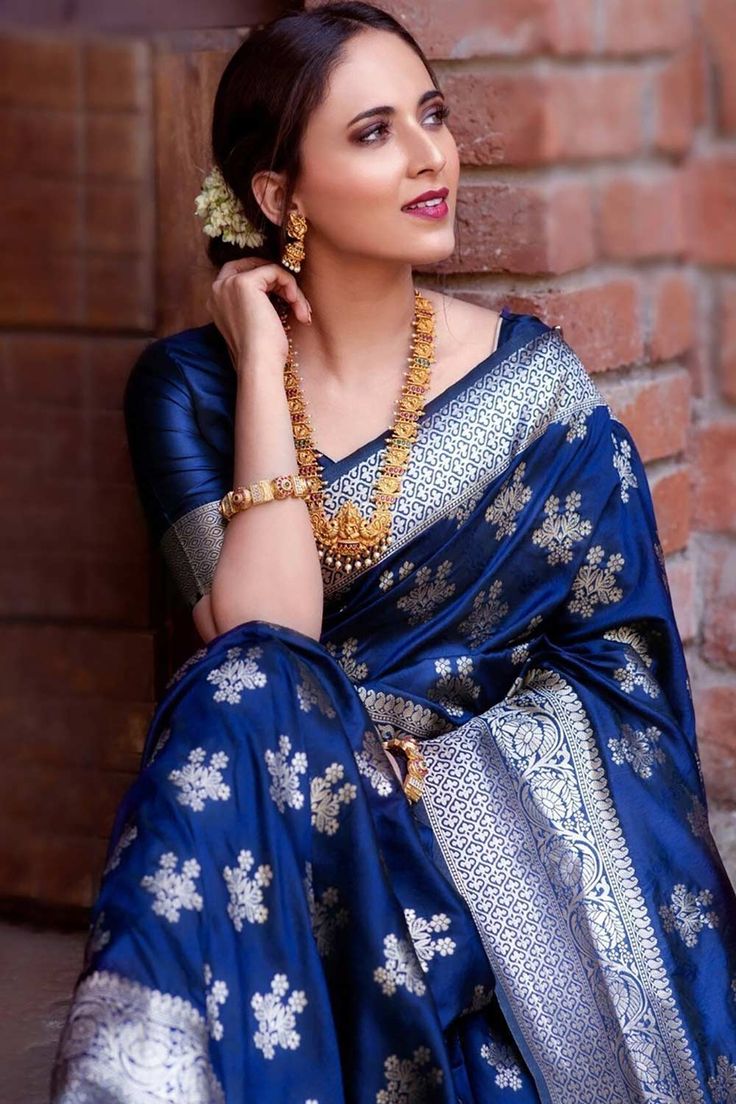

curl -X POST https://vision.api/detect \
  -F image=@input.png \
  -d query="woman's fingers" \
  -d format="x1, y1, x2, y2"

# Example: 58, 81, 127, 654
211, 255, 265, 289
218, 259, 311, 325
250, 263, 312, 325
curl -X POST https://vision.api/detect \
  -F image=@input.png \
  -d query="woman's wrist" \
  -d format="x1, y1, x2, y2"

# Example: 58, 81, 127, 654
235, 350, 287, 382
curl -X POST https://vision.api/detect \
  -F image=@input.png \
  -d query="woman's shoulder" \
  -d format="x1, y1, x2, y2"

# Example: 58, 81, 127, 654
430, 294, 606, 428
123, 322, 232, 419
127, 322, 231, 392
417, 287, 559, 353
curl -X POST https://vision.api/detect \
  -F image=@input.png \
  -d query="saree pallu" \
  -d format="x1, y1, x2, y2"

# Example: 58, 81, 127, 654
51, 324, 736, 1103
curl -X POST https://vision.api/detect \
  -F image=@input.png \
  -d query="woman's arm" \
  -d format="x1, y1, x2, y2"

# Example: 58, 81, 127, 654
192, 593, 218, 644
124, 322, 323, 642
209, 355, 324, 641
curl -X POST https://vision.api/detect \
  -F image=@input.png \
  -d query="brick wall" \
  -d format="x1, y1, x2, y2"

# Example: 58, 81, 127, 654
0, 25, 253, 918
1, 0, 734, 917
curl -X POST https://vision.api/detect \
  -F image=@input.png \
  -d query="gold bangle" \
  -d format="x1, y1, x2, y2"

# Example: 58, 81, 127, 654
219, 473, 311, 519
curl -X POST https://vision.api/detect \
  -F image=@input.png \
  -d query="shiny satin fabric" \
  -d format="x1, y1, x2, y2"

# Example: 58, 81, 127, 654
51, 316, 736, 1103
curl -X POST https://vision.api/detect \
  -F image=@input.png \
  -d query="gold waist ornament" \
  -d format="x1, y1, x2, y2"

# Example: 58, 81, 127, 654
384, 736, 429, 803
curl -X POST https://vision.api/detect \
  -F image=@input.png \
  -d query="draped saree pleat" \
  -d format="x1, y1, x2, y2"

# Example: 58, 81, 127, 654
51, 313, 736, 1103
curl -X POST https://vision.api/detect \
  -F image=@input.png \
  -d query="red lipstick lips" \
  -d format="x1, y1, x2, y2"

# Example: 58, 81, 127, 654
401, 187, 450, 220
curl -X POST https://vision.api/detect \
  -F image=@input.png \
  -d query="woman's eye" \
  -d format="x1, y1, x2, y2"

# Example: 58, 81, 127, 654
357, 104, 451, 145
358, 122, 390, 144
430, 105, 451, 125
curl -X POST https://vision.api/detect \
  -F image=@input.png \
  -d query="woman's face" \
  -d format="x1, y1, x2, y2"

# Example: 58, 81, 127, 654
292, 28, 459, 267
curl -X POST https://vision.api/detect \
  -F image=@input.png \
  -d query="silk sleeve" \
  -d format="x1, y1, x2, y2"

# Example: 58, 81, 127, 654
123, 340, 230, 610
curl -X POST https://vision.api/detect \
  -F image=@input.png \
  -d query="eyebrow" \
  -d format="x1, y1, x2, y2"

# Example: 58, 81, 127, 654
346, 89, 445, 128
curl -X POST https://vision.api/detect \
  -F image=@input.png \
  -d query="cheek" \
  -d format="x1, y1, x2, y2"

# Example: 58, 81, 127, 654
305, 147, 408, 215
443, 136, 460, 181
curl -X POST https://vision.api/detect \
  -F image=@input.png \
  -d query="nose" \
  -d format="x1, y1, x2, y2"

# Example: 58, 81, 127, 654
408, 125, 446, 173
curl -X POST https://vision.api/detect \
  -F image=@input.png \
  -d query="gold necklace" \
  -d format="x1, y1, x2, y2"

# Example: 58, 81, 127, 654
278, 288, 436, 573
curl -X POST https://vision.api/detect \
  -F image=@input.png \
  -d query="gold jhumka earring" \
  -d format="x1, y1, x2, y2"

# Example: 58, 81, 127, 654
281, 209, 308, 272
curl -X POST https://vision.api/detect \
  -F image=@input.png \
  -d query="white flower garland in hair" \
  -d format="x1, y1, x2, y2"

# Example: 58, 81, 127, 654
194, 164, 266, 248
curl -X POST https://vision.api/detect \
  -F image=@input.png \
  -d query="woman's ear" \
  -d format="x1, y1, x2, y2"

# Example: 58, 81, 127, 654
251, 169, 291, 228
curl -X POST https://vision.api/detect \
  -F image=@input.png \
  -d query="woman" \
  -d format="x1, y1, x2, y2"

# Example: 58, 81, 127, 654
51, 3, 736, 1102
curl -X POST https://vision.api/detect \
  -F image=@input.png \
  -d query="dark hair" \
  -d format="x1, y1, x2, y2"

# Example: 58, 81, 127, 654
203, 1, 442, 270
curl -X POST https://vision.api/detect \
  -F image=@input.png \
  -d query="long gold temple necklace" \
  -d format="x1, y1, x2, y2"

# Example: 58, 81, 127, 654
277, 288, 436, 574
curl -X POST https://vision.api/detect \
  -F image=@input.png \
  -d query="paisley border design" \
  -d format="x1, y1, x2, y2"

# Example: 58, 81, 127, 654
353, 683, 454, 741
419, 667, 703, 1104
51, 969, 226, 1103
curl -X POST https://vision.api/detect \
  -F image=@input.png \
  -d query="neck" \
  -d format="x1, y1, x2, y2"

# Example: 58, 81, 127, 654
290, 258, 422, 390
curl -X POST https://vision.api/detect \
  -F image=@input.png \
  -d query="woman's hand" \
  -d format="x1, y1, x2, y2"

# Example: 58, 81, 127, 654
205, 256, 312, 374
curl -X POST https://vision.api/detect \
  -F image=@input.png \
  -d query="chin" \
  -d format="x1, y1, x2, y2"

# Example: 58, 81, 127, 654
407, 236, 456, 267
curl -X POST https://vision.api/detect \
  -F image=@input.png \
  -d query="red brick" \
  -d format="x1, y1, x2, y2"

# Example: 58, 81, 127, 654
85, 181, 149, 255
84, 558, 152, 626
0, 34, 81, 111
1, 764, 135, 838
0, 406, 88, 480
653, 47, 697, 155
695, 685, 736, 804
494, 280, 643, 374
83, 38, 148, 112
3, 333, 147, 411
3, 178, 82, 253
442, 72, 545, 168
685, 154, 736, 265
86, 409, 135, 482
86, 112, 149, 182
545, 69, 646, 160
683, 284, 713, 401
700, 540, 736, 668
437, 180, 594, 277
88, 337, 151, 409
691, 418, 736, 531
4, 335, 86, 407
0, 624, 156, 701
690, 37, 711, 128
598, 169, 687, 260
445, 69, 645, 167
600, 0, 692, 55
649, 272, 696, 362
542, 0, 598, 55
0, 252, 83, 328
81, 487, 150, 561
308, 0, 597, 59
701, 0, 736, 134
0, 832, 110, 909
0, 696, 151, 772
0, 108, 79, 177
598, 370, 691, 461
85, 254, 154, 331
650, 465, 691, 553
666, 555, 696, 642
0, 555, 149, 625
0, 557, 86, 620
0, 475, 143, 554
718, 281, 736, 404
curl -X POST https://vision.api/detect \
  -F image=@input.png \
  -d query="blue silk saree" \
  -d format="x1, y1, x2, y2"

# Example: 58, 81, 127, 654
51, 308, 736, 1103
